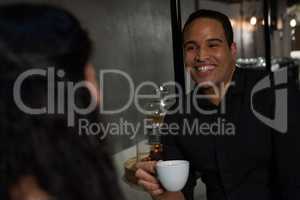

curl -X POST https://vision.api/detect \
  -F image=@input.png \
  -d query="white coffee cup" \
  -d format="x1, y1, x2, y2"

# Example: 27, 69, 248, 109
156, 160, 189, 192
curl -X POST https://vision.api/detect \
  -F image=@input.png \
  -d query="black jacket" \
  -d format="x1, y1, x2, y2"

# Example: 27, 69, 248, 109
161, 67, 300, 200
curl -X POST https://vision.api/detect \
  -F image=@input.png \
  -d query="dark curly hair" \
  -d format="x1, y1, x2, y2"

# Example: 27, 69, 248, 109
0, 3, 123, 200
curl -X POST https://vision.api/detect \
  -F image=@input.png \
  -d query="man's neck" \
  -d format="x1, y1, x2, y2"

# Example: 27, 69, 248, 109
201, 82, 230, 105
201, 69, 236, 106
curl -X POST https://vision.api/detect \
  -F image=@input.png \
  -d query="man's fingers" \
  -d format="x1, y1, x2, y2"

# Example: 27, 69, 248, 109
150, 189, 164, 196
138, 180, 161, 191
135, 168, 159, 184
135, 161, 165, 197
136, 161, 157, 173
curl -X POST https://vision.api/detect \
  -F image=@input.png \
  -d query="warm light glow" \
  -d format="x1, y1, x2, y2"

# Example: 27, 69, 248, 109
291, 29, 295, 35
290, 19, 297, 28
277, 18, 283, 30
229, 19, 255, 31
250, 16, 257, 26
230, 19, 235, 27
292, 29, 295, 35
262, 20, 265, 26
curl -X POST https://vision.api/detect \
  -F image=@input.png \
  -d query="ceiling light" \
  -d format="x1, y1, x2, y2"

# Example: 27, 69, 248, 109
290, 18, 297, 28
250, 16, 257, 26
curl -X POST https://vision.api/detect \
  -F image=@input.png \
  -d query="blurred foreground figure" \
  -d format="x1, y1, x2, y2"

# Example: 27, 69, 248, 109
0, 4, 123, 200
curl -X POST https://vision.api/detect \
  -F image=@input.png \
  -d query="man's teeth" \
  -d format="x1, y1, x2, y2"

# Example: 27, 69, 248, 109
195, 66, 214, 72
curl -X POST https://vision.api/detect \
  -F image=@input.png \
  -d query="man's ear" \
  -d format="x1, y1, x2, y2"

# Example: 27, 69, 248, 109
84, 63, 100, 105
230, 42, 237, 59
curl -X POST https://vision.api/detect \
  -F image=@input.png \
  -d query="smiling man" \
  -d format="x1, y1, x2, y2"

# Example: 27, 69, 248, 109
135, 9, 300, 200
183, 15, 236, 89
183, 10, 238, 106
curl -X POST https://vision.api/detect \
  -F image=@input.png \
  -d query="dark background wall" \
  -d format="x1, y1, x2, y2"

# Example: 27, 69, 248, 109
0, 0, 196, 153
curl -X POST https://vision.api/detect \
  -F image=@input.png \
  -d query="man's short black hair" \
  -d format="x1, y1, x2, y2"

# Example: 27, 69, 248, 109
183, 9, 234, 46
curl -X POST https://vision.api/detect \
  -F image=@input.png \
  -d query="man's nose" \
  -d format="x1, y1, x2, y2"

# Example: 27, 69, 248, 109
195, 48, 209, 63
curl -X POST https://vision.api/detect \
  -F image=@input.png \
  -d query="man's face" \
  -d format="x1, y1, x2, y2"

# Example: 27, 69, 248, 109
183, 18, 237, 86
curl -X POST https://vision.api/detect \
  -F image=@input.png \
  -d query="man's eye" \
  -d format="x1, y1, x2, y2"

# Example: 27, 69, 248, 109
186, 46, 196, 51
208, 43, 219, 48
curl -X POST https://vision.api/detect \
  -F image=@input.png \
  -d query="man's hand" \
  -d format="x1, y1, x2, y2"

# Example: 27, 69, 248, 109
135, 161, 185, 200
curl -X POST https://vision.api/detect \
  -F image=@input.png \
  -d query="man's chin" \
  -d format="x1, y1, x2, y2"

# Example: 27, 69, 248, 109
193, 77, 216, 86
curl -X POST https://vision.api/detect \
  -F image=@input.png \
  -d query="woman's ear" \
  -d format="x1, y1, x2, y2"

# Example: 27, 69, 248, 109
84, 63, 100, 105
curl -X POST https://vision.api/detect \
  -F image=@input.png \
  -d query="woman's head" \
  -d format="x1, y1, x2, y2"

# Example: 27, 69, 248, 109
0, 3, 122, 200
0, 3, 92, 81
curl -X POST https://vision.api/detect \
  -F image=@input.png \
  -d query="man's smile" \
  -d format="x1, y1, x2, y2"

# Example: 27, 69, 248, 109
191, 64, 217, 77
